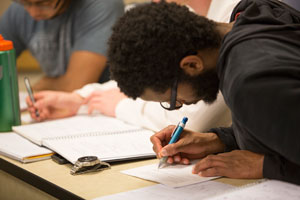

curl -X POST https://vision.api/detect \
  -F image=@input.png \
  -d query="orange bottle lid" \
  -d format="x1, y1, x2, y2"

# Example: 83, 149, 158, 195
0, 34, 14, 51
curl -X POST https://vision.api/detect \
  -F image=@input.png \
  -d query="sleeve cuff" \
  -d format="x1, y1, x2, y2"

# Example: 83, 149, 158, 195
263, 154, 300, 185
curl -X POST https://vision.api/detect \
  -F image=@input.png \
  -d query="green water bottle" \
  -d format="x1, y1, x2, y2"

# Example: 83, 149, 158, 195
0, 34, 21, 132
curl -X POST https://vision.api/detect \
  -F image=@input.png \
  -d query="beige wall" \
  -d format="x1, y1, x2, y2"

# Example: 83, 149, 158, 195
0, 0, 11, 17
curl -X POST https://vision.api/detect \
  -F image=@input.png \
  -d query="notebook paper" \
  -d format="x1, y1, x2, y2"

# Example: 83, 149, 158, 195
208, 180, 300, 200
13, 115, 143, 146
19, 91, 28, 111
42, 129, 155, 164
94, 181, 235, 200
94, 179, 300, 200
122, 160, 218, 188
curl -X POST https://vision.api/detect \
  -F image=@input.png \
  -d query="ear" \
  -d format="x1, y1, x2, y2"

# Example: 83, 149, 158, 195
180, 55, 204, 76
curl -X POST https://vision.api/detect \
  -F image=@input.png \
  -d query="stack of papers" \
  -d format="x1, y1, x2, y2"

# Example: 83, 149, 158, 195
94, 181, 235, 200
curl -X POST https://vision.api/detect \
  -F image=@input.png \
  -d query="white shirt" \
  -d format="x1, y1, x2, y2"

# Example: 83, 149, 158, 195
76, 0, 240, 132
207, 0, 241, 22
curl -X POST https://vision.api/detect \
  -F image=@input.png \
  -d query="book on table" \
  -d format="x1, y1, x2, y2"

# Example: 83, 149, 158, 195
0, 132, 53, 163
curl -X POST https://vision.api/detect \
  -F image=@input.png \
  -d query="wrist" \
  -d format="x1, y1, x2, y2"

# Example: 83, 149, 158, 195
70, 92, 84, 104
68, 92, 84, 113
204, 132, 225, 155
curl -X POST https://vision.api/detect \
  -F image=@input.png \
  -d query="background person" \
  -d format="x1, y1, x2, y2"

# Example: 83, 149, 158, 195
282, 0, 300, 11
0, 0, 124, 91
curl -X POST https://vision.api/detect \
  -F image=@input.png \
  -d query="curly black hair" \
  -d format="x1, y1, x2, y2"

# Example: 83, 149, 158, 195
108, 1, 221, 99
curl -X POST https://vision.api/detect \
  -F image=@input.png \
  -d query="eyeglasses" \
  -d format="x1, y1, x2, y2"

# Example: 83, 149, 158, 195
160, 77, 183, 111
12, 0, 61, 10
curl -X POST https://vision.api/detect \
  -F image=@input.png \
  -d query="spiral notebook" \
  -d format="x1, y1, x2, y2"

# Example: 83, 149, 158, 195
12, 115, 155, 164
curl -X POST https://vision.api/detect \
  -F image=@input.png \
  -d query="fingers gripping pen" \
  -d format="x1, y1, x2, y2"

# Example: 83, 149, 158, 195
158, 117, 188, 169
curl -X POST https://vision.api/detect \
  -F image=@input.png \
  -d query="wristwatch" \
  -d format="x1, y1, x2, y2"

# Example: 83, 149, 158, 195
70, 156, 110, 175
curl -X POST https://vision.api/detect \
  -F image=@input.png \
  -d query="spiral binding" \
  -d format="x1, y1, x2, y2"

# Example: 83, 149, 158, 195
43, 128, 146, 141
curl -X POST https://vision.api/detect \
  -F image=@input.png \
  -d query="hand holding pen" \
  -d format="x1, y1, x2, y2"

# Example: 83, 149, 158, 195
24, 77, 40, 118
151, 117, 227, 170
156, 117, 188, 169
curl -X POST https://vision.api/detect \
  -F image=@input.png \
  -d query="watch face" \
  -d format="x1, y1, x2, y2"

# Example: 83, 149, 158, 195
78, 156, 98, 163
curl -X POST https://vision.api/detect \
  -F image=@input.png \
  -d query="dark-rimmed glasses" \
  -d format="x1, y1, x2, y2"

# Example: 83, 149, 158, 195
12, 0, 61, 10
160, 78, 183, 111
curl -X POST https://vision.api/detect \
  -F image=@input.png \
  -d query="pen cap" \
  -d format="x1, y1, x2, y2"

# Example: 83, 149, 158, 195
182, 117, 188, 124
178, 117, 188, 129
0, 34, 21, 132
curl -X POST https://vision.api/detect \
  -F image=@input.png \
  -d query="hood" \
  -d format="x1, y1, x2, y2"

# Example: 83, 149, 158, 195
217, 0, 300, 78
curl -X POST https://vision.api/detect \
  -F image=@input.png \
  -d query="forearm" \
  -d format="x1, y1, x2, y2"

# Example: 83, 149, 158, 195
75, 81, 118, 97
209, 126, 239, 152
33, 51, 108, 92
263, 154, 300, 185
202, 132, 226, 155
33, 75, 95, 92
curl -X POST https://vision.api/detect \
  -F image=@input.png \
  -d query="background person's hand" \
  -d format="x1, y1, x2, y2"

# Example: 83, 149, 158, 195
192, 150, 264, 179
26, 91, 83, 121
150, 125, 225, 165
83, 88, 127, 117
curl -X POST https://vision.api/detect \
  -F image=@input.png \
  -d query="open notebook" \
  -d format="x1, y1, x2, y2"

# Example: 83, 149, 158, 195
0, 132, 53, 163
12, 115, 155, 164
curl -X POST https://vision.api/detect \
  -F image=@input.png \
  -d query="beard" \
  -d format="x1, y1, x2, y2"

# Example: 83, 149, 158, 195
180, 68, 219, 104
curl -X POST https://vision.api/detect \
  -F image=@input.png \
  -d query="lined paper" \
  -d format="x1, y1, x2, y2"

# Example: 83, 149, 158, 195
122, 160, 218, 188
208, 180, 300, 200
94, 181, 235, 200
13, 115, 142, 145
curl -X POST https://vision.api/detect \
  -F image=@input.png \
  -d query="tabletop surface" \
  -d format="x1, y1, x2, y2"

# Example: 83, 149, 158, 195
0, 155, 259, 200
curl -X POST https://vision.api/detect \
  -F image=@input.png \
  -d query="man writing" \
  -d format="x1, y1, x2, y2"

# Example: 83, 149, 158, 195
107, 1, 300, 184
26, 0, 240, 133
0, 0, 124, 91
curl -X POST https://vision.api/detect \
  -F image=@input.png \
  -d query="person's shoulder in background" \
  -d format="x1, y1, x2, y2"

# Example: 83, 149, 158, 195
0, 2, 35, 55
281, 0, 300, 11
72, 0, 124, 15
207, 0, 241, 22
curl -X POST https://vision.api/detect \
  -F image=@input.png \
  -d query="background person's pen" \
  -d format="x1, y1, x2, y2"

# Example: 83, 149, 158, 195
24, 77, 40, 117
158, 117, 188, 169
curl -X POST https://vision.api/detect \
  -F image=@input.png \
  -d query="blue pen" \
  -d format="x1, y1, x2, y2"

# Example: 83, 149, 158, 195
158, 117, 188, 169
